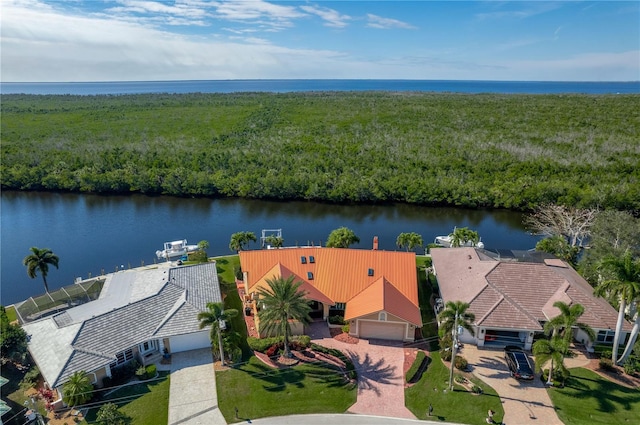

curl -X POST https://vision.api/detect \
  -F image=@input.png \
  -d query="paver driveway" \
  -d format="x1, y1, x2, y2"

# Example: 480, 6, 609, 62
308, 322, 415, 419
460, 345, 562, 425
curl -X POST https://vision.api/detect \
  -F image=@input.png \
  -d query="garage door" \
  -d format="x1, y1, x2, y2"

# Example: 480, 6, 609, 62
169, 331, 211, 353
358, 321, 406, 341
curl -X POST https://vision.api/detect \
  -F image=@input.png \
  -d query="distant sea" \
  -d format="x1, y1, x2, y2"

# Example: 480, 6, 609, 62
2, 79, 639, 95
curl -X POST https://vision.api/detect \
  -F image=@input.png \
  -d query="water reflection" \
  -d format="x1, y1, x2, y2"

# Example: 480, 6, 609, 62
1, 191, 538, 305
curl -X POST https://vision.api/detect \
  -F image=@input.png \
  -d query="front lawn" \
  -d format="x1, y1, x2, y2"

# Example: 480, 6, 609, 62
81, 372, 170, 425
216, 356, 356, 422
547, 367, 640, 425
405, 351, 504, 425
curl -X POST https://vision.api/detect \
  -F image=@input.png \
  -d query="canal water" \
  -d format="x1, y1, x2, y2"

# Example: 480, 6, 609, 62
0, 191, 540, 305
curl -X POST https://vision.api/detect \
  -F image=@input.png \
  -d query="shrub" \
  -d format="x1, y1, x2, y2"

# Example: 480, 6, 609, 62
247, 335, 310, 353
599, 357, 615, 371
405, 351, 426, 383
293, 335, 311, 348
454, 355, 468, 370
135, 366, 147, 380
623, 359, 638, 375
101, 376, 112, 389
265, 343, 281, 357
471, 384, 484, 394
599, 350, 613, 360
145, 364, 157, 378
19, 366, 40, 390
341, 324, 350, 333
328, 315, 345, 325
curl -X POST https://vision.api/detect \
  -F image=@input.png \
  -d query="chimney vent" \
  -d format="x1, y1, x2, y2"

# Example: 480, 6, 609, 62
373, 236, 379, 250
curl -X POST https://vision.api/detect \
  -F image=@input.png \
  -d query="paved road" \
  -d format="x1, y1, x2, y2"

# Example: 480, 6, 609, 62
238, 413, 468, 425
167, 348, 226, 425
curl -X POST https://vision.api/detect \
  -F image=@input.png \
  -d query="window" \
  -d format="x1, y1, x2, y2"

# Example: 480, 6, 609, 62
139, 340, 157, 354
307, 272, 313, 280
378, 312, 387, 321
597, 330, 615, 344
309, 256, 315, 263
109, 348, 134, 369
334, 302, 346, 310
301, 256, 307, 264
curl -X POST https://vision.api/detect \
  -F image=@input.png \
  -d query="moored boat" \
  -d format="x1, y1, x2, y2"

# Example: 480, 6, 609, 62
155, 239, 198, 260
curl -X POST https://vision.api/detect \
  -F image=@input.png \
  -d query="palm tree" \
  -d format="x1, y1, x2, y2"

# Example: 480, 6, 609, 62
62, 371, 93, 407
257, 276, 312, 358
197, 302, 239, 366
533, 336, 569, 385
594, 251, 640, 364
326, 227, 360, 248
449, 227, 480, 248
396, 232, 424, 252
544, 301, 595, 347
264, 235, 284, 248
229, 231, 257, 252
23, 247, 59, 293
438, 300, 476, 338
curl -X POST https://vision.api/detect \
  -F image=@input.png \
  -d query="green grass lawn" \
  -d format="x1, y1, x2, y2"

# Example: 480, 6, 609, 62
213, 255, 240, 284
547, 368, 640, 425
81, 372, 170, 425
216, 356, 356, 422
405, 351, 504, 425
4, 305, 18, 323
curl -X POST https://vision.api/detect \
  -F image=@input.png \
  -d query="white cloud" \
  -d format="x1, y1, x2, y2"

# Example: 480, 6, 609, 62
299, 5, 351, 28
366, 13, 416, 30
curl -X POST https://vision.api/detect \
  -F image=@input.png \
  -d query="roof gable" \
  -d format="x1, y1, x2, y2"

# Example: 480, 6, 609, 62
345, 277, 421, 325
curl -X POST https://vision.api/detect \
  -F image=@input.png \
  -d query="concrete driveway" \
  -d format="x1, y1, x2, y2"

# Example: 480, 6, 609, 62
459, 345, 562, 425
308, 322, 415, 419
167, 348, 226, 425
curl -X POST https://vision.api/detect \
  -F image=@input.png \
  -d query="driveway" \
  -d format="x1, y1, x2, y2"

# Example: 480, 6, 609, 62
167, 348, 226, 425
308, 322, 415, 419
459, 345, 562, 425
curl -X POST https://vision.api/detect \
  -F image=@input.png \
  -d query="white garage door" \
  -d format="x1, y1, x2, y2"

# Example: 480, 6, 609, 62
358, 321, 406, 341
169, 331, 211, 353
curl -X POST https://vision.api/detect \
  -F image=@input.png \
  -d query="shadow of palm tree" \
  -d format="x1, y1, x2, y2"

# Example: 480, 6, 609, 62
236, 359, 305, 392
346, 351, 397, 396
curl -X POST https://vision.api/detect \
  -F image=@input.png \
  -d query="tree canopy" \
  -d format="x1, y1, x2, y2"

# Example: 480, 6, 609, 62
229, 231, 257, 252
0, 306, 28, 362
3, 92, 638, 211
326, 227, 360, 248
62, 371, 93, 407
396, 232, 423, 252
197, 302, 239, 365
256, 275, 312, 358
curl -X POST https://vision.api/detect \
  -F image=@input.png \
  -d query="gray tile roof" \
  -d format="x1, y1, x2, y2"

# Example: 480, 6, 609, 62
26, 262, 222, 389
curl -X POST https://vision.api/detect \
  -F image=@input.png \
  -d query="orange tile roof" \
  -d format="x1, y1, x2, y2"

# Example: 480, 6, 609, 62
345, 277, 422, 325
239, 247, 420, 325
252, 263, 334, 306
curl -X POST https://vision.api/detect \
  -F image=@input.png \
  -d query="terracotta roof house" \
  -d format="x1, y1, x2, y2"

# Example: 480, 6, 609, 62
239, 247, 422, 341
431, 247, 632, 351
23, 262, 221, 399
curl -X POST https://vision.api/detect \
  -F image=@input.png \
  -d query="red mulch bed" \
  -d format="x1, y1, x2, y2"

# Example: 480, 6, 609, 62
330, 328, 360, 344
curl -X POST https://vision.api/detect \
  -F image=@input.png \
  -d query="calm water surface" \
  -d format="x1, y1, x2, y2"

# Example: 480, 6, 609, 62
0, 191, 540, 305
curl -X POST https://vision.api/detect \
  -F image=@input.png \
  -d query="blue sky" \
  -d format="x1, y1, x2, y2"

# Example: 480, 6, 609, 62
2, 1, 638, 82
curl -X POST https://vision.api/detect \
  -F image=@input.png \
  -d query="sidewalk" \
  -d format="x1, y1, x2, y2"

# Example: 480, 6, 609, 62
167, 348, 227, 425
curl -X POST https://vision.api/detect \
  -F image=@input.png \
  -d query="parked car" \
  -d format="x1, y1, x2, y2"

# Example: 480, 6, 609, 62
504, 346, 534, 380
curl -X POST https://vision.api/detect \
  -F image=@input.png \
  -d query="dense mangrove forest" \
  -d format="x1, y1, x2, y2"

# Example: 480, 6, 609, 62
1, 92, 639, 210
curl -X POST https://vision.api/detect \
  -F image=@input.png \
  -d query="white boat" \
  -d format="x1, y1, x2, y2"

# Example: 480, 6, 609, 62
434, 229, 484, 249
156, 239, 199, 260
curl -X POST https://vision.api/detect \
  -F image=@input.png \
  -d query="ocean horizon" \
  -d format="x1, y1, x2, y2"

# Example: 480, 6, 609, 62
2, 79, 639, 95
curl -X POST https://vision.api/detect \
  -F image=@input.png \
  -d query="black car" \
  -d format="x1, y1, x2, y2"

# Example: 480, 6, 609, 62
504, 346, 534, 380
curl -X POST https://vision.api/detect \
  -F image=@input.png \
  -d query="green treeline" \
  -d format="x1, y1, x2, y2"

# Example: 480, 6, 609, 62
1, 92, 639, 210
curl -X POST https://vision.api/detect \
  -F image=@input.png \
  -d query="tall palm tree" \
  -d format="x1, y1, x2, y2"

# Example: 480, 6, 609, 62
257, 275, 312, 358
229, 231, 257, 252
594, 251, 640, 364
438, 300, 476, 338
62, 371, 93, 407
23, 247, 59, 293
533, 336, 569, 385
544, 301, 595, 346
197, 302, 239, 366
396, 232, 424, 252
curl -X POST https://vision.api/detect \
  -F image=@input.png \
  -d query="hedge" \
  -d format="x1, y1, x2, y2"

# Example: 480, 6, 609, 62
405, 351, 427, 383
